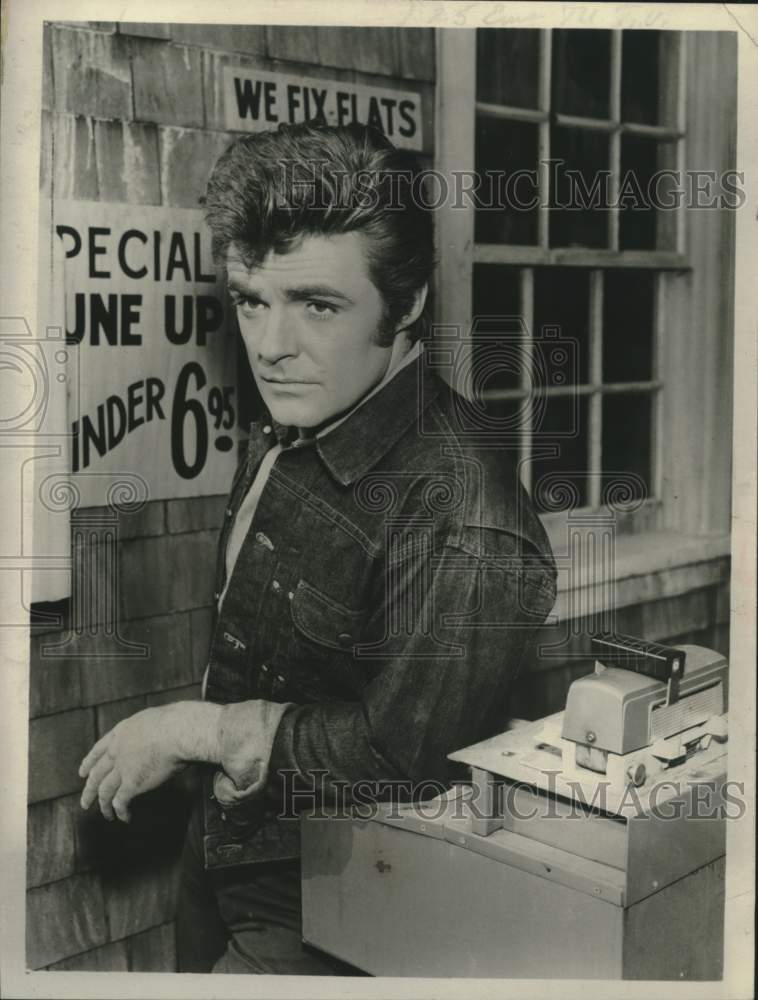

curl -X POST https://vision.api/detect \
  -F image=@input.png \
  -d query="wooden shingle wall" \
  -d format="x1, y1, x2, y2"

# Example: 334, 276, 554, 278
29, 19, 435, 973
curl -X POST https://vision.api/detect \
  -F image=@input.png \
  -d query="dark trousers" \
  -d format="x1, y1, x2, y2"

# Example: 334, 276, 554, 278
175, 800, 355, 975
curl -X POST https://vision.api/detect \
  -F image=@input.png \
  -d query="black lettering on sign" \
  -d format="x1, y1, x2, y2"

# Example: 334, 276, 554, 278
146, 377, 166, 421
164, 295, 222, 345
56, 225, 82, 259
71, 419, 79, 472
118, 230, 148, 279
264, 81, 278, 122
194, 233, 216, 283
66, 293, 86, 345
121, 295, 142, 345
91, 294, 118, 345
380, 97, 397, 135
89, 227, 111, 278
336, 91, 351, 127
196, 296, 223, 346
71, 379, 167, 472
366, 96, 384, 133
106, 394, 127, 451
165, 295, 194, 345
398, 100, 417, 138
310, 87, 328, 124
171, 362, 208, 479
77, 407, 106, 470
166, 233, 192, 282
234, 77, 264, 119
67, 293, 143, 345
74, 393, 123, 469
127, 379, 145, 432
287, 84, 301, 122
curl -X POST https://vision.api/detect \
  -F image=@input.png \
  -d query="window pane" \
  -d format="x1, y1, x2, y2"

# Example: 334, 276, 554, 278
549, 127, 610, 249
619, 136, 678, 251
621, 31, 660, 125
530, 395, 590, 511
621, 31, 679, 127
471, 264, 522, 392
602, 393, 652, 500
552, 29, 612, 120
463, 396, 526, 443
602, 269, 654, 383
476, 28, 540, 109
475, 116, 539, 244
533, 268, 590, 384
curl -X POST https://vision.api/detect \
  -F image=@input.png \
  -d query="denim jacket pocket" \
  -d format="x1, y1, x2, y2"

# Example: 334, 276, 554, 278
288, 579, 368, 697
290, 579, 367, 650
518, 568, 558, 622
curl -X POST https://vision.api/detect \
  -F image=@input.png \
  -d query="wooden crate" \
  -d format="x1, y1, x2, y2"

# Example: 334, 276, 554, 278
301, 771, 726, 979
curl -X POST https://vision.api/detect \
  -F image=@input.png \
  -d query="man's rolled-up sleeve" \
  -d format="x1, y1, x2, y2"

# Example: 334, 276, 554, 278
268, 526, 557, 798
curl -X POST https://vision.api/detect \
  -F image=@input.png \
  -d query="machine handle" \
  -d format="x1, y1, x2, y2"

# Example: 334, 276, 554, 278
591, 632, 685, 704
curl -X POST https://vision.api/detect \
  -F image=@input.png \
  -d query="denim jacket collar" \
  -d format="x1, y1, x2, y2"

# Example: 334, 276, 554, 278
252, 350, 442, 487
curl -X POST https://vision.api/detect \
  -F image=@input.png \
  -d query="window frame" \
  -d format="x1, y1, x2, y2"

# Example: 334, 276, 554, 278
472, 28, 688, 266
434, 27, 735, 594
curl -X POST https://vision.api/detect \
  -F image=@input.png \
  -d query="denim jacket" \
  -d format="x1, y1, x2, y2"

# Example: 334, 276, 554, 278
201, 350, 557, 868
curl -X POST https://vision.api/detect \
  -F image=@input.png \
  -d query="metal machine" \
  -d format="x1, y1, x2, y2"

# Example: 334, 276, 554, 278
301, 634, 729, 979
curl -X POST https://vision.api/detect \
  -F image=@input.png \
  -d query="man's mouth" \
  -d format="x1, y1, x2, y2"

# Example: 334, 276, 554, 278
260, 376, 317, 385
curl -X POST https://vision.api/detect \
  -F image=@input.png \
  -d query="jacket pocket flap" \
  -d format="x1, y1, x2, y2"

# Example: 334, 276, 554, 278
290, 579, 366, 650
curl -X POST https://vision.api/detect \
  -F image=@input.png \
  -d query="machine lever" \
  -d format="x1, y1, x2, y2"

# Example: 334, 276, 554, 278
591, 632, 685, 705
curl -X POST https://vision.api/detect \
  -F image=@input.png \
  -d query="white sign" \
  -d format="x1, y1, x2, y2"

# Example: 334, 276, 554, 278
223, 65, 423, 150
53, 201, 239, 508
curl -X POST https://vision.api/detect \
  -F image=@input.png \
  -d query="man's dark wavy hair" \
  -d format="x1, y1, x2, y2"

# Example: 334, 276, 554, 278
203, 122, 436, 345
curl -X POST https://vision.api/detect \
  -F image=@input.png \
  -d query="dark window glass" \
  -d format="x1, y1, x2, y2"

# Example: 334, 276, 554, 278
534, 268, 591, 385
621, 31, 661, 125
552, 29, 612, 119
530, 395, 589, 511
237, 335, 264, 425
476, 28, 540, 109
462, 396, 527, 444
602, 393, 652, 500
549, 127, 610, 248
471, 264, 523, 392
619, 136, 678, 251
602, 270, 654, 383
475, 116, 539, 244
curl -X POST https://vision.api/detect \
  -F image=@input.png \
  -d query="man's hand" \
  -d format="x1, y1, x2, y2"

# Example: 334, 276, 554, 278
210, 699, 294, 806
79, 701, 222, 823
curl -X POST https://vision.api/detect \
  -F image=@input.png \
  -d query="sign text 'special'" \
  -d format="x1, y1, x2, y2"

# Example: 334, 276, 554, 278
54, 207, 238, 495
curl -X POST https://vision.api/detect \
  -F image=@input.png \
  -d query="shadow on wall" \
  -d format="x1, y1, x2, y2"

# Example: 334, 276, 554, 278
27, 764, 200, 971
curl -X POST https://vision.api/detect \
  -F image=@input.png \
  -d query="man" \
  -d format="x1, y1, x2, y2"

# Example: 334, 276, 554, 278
79, 123, 557, 974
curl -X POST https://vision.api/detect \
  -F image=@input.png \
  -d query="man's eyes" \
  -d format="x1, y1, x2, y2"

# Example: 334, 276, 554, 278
305, 300, 338, 320
229, 291, 338, 320
228, 290, 265, 316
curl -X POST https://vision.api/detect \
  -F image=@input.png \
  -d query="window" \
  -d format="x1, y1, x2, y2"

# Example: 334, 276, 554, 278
437, 28, 691, 521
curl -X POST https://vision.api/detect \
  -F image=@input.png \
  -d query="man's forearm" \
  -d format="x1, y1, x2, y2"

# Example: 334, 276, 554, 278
78, 698, 288, 822
167, 698, 295, 796
166, 699, 291, 785
171, 700, 224, 764
79, 700, 223, 822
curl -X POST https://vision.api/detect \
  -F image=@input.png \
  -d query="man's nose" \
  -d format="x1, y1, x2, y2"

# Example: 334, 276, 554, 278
256, 307, 296, 364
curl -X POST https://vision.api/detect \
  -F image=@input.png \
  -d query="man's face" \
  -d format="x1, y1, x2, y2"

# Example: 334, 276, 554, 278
227, 232, 397, 430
